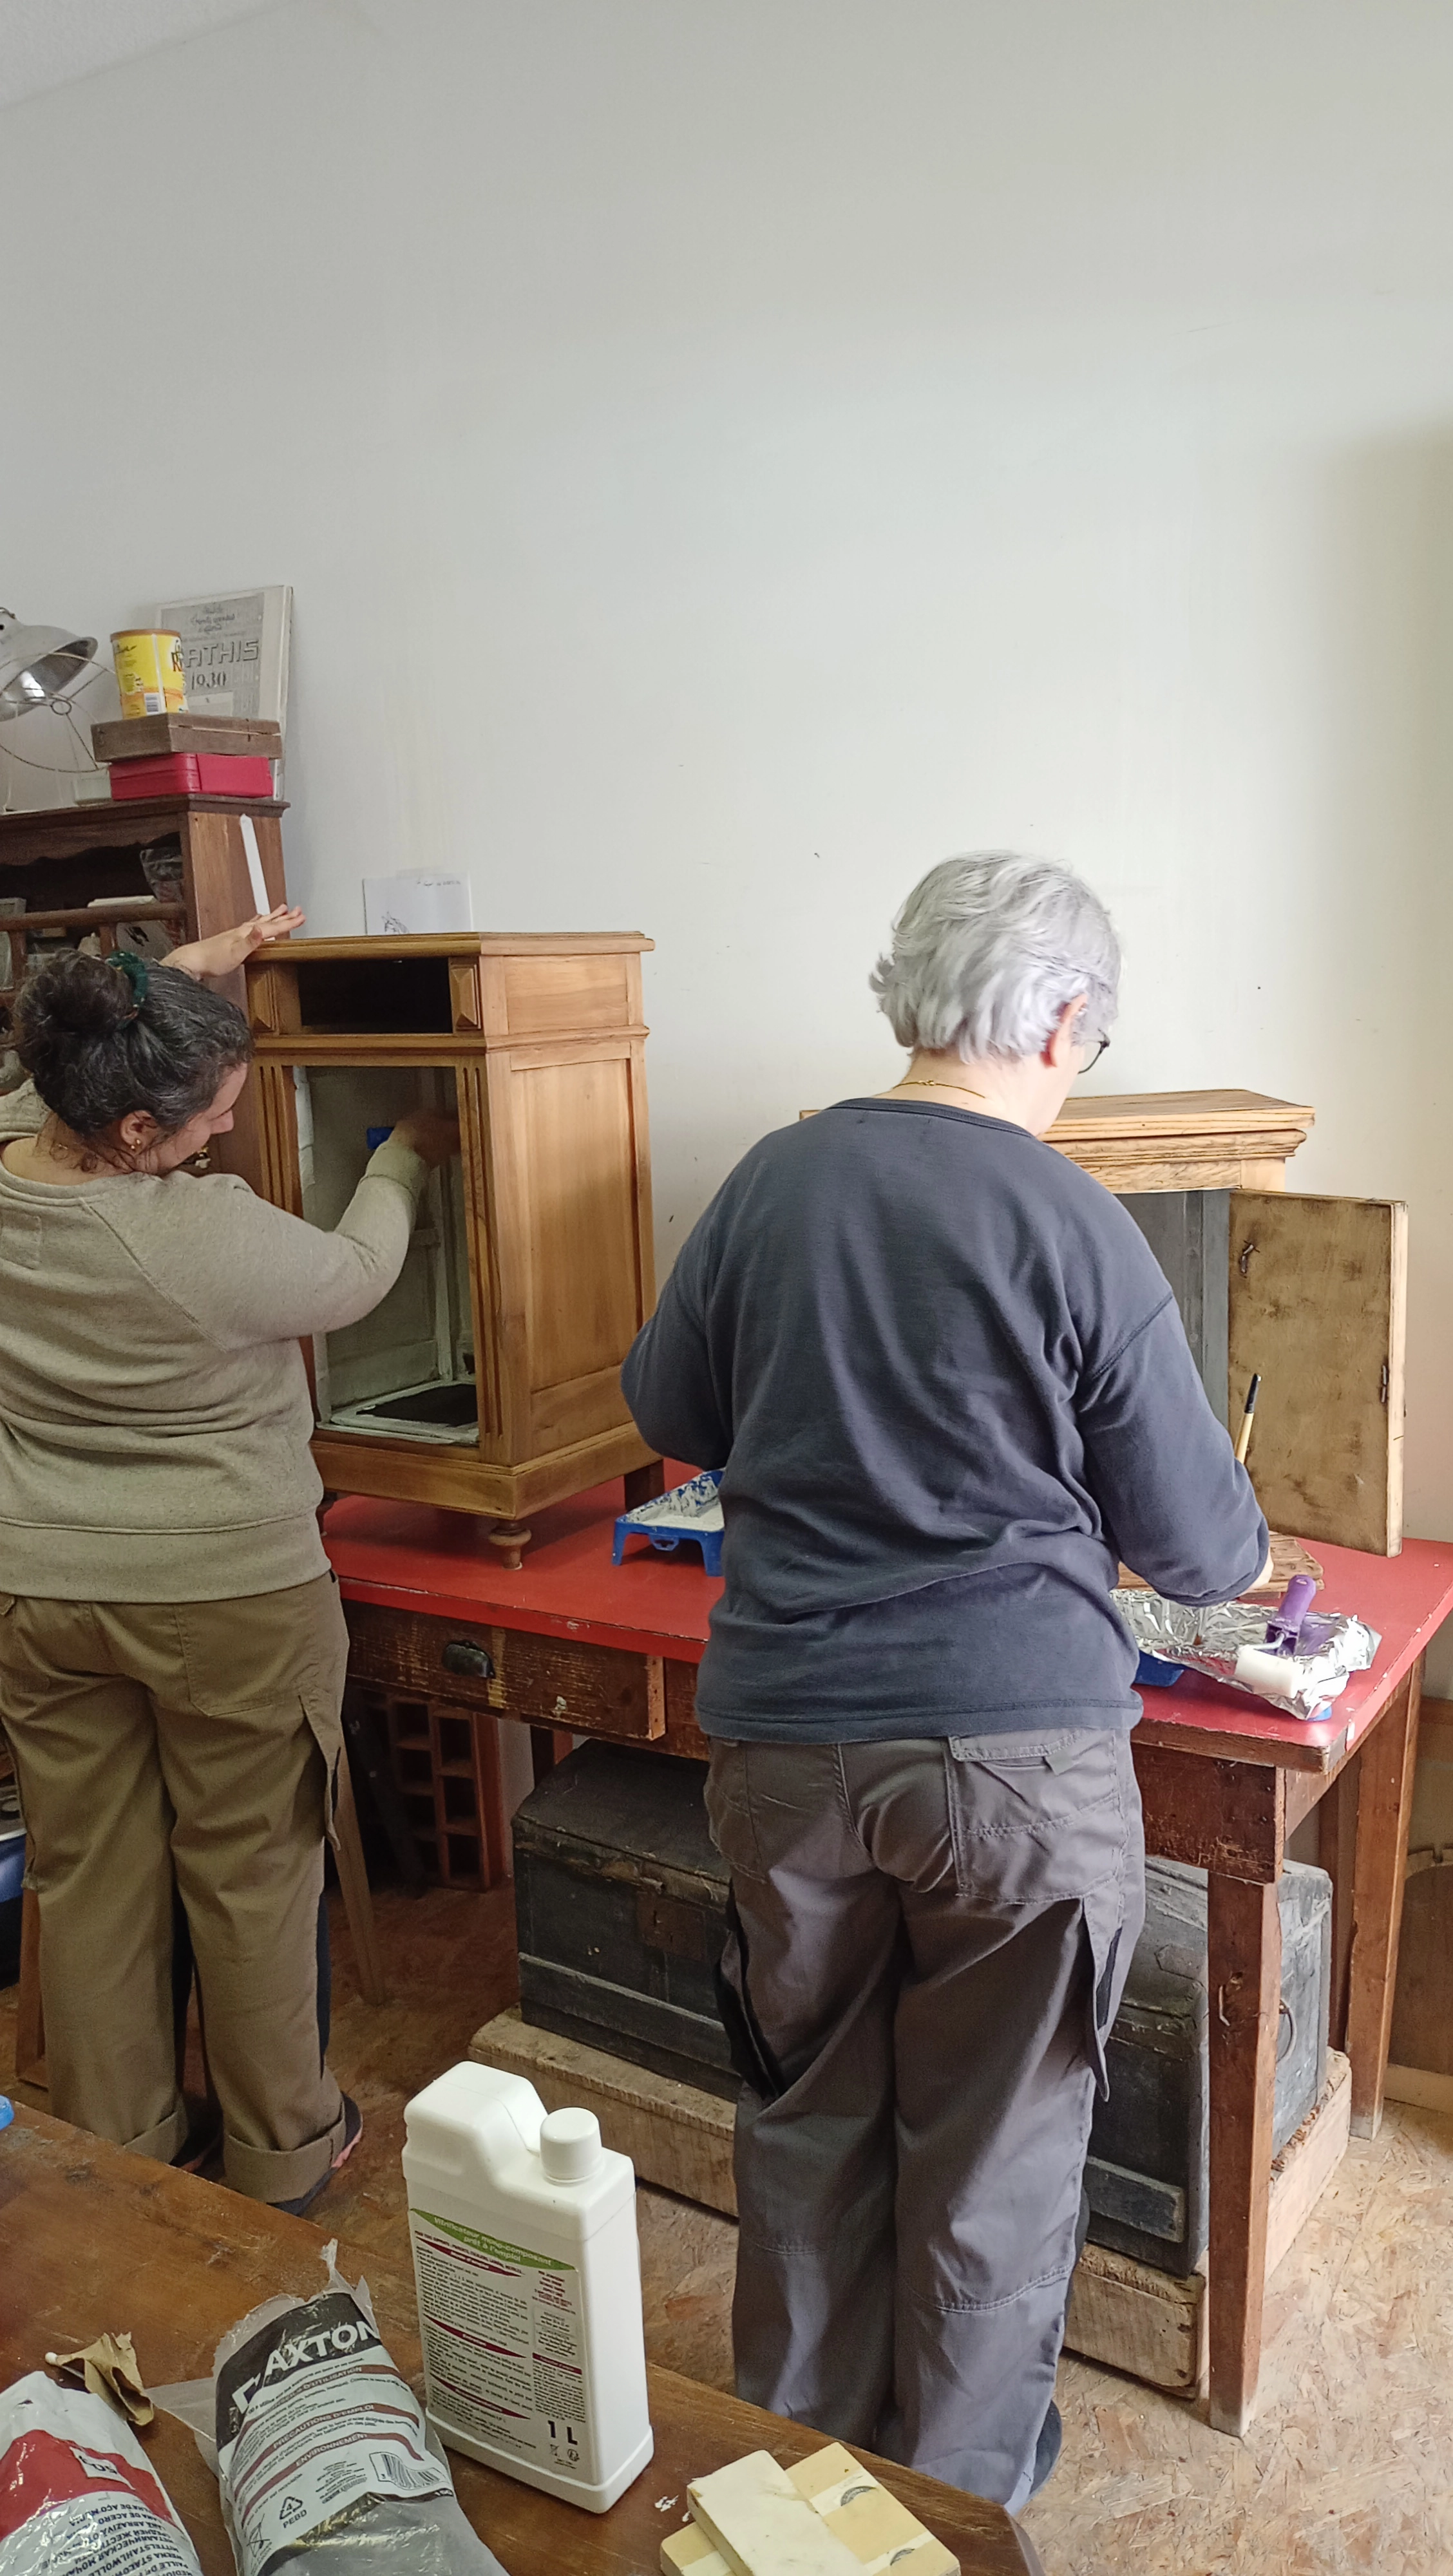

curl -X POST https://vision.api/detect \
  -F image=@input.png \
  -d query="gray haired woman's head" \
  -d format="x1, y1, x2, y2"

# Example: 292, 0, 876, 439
869, 852, 1121, 1064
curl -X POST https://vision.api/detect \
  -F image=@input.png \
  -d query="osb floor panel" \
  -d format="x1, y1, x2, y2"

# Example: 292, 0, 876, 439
5, 1884, 1453, 2568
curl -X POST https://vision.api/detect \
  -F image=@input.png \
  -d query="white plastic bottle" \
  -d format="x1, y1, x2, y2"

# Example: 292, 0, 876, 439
402, 2061, 654, 2513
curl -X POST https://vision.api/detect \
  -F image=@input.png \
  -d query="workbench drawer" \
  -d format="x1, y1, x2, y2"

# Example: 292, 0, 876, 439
344, 1600, 664, 1740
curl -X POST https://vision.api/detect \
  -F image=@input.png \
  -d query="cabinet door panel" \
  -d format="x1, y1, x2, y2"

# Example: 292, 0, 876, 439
1228, 1191, 1406, 1555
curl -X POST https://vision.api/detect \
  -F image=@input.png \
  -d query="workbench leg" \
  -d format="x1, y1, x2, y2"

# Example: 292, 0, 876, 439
529, 1727, 573, 1784
623, 1460, 667, 1508
1318, 1755, 1360, 2052
332, 1753, 388, 2007
1345, 1659, 1422, 2139
1207, 1871, 1281, 2438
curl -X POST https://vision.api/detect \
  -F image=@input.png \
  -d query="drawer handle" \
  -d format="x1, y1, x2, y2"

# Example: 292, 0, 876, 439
442, 1640, 495, 1680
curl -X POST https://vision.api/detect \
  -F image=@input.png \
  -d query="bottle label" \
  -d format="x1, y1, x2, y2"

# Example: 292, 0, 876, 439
410, 2208, 594, 2483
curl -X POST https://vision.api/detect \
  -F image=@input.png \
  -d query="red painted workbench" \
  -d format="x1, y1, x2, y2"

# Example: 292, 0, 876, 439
328, 1481, 1453, 2442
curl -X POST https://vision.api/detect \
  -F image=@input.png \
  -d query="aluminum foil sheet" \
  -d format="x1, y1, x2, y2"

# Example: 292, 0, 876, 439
1116, 1590, 1380, 1721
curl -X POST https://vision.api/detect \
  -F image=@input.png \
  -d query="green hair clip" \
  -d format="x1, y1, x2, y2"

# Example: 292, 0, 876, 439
108, 947, 149, 1018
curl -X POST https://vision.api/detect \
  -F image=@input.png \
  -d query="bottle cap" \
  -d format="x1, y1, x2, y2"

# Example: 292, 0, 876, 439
539, 2106, 602, 2182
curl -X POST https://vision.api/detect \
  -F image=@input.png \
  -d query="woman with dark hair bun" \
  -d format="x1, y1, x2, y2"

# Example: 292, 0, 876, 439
0, 913, 457, 2211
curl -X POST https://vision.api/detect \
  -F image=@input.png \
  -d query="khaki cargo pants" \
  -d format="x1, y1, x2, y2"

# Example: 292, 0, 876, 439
0, 1572, 350, 2204
706, 1730, 1144, 2513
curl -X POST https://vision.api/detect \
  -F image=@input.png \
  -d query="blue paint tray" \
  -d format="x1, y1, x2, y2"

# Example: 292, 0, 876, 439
613, 1469, 725, 1575
1135, 1651, 1186, 1689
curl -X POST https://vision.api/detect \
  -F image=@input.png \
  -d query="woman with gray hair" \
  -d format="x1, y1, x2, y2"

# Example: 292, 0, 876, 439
623, 852, 1266, 2514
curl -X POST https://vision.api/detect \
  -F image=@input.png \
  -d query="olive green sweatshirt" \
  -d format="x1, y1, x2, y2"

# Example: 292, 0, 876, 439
0, 1082, 428, 1601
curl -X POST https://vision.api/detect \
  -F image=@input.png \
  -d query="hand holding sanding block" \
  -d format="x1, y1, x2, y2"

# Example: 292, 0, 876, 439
670, 2443, 958, 2576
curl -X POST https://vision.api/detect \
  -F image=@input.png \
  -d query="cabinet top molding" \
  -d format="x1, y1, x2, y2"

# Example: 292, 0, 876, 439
1047, 1088, 1315, 1193
265, 932, 654, 960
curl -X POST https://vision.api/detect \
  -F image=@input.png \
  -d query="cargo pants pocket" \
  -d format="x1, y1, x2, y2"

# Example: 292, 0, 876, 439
1081, 1873, 1127, 2101
299, 1681, 345, 1849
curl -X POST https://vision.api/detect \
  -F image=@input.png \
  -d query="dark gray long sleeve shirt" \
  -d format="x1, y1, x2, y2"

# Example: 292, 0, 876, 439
622, 1097, 1267, 1741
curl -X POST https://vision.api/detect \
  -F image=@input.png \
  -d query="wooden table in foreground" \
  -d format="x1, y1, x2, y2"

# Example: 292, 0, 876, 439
0, 2108, 1039, 2576
330, 1485, 1453, 2442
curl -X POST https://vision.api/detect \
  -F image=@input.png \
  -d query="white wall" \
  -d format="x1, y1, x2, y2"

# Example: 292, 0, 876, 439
7, 0, 1453, 1655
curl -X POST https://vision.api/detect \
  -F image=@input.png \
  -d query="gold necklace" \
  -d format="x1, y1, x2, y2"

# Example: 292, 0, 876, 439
892, 1078, 992, 1102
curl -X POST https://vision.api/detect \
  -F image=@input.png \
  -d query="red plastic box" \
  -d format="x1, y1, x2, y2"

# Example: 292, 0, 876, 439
108, 752, 276, 800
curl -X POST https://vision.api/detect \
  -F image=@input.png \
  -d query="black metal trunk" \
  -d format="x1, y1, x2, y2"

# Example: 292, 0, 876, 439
512, 1746, 1332, 2268
1086, 1855, 1331, 2271
513, 1743, 737, 2096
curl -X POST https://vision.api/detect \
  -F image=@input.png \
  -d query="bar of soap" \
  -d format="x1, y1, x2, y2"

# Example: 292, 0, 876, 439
688, 2452, 864, 2576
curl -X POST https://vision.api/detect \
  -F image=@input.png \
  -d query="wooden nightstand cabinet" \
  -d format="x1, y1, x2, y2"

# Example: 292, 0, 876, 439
245, 933, 660, 1559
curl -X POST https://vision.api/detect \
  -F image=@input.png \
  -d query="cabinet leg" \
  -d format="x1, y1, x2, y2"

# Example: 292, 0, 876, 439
1207, 1871, 1281, 2438
487, 1520, 532, 1571
623, 1461, 667, 1509
1346, 1659, 1422, 2137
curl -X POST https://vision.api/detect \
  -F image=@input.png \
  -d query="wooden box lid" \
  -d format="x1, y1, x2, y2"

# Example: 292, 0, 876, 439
91, 712, 282, 762
1048, 1088, 1314, 1191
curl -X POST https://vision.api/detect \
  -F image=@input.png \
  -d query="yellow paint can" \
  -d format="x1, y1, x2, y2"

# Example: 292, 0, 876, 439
111, 630, 187, 720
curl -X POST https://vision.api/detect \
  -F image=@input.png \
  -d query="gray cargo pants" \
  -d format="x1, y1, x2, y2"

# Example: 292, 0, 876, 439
705, 1730, 1144, 2512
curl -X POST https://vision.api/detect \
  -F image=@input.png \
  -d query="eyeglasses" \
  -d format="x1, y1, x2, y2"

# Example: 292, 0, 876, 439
1075, 1036, 1110, 1074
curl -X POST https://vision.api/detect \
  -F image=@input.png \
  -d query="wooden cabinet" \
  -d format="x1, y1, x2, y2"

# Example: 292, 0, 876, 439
0, 793, 288, 1191
244, 933, 659, 1555
1049, 1088, 1407, 1557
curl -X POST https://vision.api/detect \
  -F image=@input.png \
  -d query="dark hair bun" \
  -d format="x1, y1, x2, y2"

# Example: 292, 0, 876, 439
14, 944, 251, 1146
24, 949, 137, 1039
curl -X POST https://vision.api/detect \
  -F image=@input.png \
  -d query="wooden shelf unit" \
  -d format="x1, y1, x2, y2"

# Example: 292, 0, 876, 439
0, 795, 287, 1191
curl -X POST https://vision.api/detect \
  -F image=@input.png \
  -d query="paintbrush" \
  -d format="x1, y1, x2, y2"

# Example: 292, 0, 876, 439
1234, 1372, 1261, 1467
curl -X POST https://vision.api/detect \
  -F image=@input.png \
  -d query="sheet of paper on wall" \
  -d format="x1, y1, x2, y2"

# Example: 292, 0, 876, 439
363, 871, 475, 934
155, 586, 292, 787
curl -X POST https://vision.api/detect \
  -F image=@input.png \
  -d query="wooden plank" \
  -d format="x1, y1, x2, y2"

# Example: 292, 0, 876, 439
1206, 1873, 1282, 2435
1318, 1756, 1360, 2050
1384, 2061, 1453, 2112
1346, 1662, 1422, 2134
91, 713, 281, 760
0, 796, 286, 867
1227, 1188, 1407, 1555
1064, 2242, 1204, 2395
1133, 1744, 1284, 1881
1389, 1869, 1453, 2079
1053, 1088, 1315, 1139
253, 931, 654, 961
1264, 2045, 1351, 2277
0, 2108, 1035, 2576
